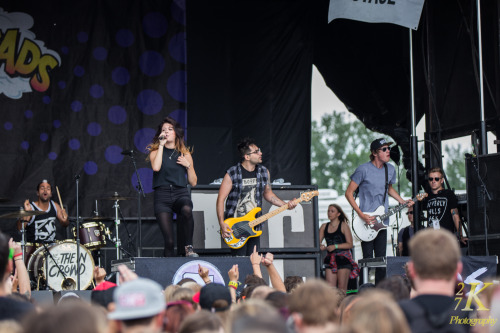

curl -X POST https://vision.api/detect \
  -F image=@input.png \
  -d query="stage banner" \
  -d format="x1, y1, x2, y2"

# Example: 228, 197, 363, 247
328, 0, 425, 30
0, 1, 186, 236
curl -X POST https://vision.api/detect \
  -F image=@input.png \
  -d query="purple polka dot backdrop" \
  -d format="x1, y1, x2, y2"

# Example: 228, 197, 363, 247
167, 70, 187, 103
111, 67, 130, 85
108, 105, 127, 124
105, 145, 124, 164
116, 29, 135, 47
134, 128, 156, 153
0, 0, 187, 220
132, 168, 154, 194
139, 51, 165, 77
137, 90, 163, 115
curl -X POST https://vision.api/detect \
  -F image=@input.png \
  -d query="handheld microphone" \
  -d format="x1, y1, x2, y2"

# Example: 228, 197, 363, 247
121, 149, 135, 156
159, 135, 166, 140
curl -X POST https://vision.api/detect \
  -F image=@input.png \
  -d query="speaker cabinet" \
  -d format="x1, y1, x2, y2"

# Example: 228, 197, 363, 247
466, 153, 500, 237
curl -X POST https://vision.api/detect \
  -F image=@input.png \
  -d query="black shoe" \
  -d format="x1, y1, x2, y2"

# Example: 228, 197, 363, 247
185, 245, 199, 257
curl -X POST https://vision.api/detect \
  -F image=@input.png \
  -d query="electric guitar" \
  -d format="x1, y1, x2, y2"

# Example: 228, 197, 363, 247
352, 193, 427, 242
222, 190, 319, 249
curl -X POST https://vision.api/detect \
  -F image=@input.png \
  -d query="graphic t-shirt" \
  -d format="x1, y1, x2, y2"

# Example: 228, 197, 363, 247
424, 189, 458, 233
234, 168, 258, 218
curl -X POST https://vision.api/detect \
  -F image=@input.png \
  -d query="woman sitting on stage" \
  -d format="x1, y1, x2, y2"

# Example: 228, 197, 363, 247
319, 204, 359, 292
147, 117, 198, 257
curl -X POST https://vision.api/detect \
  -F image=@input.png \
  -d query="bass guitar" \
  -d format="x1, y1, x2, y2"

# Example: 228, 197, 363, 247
352, 193, 427, 242
223, 190, 319, 249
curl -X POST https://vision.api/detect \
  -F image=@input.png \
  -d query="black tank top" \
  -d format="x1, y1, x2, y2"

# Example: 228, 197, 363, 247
152, 147, 188, 188
26, 201, 57, 243
324, 222, 346, 249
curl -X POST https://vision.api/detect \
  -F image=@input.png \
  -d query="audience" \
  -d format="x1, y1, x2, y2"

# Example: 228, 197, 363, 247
108, 277, 166, 333
2, 228, 499, 333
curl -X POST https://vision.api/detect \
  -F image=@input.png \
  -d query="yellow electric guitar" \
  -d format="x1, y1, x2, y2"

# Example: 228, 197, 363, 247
222, 190, 319, 249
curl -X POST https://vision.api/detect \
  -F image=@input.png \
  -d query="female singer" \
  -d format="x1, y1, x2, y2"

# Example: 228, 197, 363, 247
319, 204, 359, 291
147, 117, 198, 257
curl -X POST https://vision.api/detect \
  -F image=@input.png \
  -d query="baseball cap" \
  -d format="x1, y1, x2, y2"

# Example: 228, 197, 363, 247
199, 283, 232, 312
370, 138, 393, 151
108, 278, 165, 320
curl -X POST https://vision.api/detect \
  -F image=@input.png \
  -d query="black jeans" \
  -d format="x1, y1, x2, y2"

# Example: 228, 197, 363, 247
360, 229, 387, 284
230, 235, 260, 256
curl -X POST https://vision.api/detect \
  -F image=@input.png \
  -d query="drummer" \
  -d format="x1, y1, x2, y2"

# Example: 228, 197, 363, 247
18, 180, 69, 243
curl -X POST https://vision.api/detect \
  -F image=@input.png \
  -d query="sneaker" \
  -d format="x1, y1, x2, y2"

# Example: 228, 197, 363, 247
185, 245, 199, 257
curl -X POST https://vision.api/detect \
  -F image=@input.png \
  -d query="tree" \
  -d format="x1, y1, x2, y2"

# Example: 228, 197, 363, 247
311, 111, 380, 194
443, 144, 466, 191
311, 111, 468, 197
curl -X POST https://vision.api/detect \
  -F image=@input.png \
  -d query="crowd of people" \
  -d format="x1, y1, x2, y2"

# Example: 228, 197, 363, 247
1, 227, 499, 333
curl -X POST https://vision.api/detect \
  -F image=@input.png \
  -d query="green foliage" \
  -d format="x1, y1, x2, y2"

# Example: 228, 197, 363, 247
311, 111, 380, 194
311, 112, 467, 196
443, 144, 466, 190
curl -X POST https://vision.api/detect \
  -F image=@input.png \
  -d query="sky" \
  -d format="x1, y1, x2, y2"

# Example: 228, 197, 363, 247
311, 66, 497, 157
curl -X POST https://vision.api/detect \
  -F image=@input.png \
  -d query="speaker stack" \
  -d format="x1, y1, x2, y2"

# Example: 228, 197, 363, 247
466, 153, 500, 258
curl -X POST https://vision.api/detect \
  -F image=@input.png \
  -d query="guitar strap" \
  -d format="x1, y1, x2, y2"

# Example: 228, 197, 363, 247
383, 164, 388, 204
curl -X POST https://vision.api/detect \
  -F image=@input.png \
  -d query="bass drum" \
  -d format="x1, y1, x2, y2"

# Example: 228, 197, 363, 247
28, 240, 95, 291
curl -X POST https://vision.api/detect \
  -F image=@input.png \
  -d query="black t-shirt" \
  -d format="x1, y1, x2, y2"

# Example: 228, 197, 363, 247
0, 296, 35, 322
424, 189, 458, 233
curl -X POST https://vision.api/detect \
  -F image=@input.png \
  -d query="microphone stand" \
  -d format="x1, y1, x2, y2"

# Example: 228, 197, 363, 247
75, 174, 81, 289
468, 155, 492, 256
124, 151, 145, 257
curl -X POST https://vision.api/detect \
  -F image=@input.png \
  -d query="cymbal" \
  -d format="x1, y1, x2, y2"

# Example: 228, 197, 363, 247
0, 209, 46, 219
100, 193, 134, 201
83, 216, 114, 222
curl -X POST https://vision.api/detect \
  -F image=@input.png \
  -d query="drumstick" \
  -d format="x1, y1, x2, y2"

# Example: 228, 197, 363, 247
56, 186, 64, 209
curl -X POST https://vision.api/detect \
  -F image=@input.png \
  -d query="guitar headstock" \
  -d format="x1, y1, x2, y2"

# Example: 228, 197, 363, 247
416, 193, 428, 201
300, 190, 319, 202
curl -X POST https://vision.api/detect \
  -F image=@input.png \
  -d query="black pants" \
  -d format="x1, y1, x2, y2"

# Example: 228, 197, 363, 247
360, 229, 387, 284
230, 235, 260, 257
154, 186, 194, 257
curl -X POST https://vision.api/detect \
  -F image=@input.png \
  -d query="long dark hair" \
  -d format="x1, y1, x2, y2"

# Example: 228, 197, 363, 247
146, 116, 191, 155
328, 203, 349, 225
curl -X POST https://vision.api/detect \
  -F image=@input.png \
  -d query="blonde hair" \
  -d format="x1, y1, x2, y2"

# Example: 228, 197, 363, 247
343, 290, 411, 333
409, 229, 460, 280
288, 279, 339, 325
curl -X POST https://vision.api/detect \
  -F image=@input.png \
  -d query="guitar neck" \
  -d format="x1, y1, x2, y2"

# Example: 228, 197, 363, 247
249, 197, 302, 228
378, 197, 417, 220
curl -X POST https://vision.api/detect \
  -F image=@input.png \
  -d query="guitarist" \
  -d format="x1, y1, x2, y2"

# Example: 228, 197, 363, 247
345, 138, 413, 284
216, 138, 297, 256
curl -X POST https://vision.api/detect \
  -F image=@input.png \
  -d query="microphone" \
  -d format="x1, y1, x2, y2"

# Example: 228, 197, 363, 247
159, 135, 165, 140
121, 149, 135, 156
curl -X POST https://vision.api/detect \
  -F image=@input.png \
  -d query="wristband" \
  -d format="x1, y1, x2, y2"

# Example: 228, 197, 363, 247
13, 252, 22, 258
228, 281, 239, 290
14, 258, 23, 262
8, 248, 14, 260
335, 244, 338, 249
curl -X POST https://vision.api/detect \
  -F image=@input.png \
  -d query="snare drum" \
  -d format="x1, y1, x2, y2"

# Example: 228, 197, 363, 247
27, 240, 95, 291
73, 222, 107, 250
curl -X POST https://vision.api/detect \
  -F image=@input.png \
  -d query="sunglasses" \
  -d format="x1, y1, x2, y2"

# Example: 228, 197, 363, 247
428, 177, 441, 182
378, 147, 391, 152
247, 148, 262, 155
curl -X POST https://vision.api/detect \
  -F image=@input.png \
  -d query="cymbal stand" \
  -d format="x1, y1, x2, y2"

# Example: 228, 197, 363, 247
75, 174, 81, 289
113, 199, 122, 260
20, 221, 26, 263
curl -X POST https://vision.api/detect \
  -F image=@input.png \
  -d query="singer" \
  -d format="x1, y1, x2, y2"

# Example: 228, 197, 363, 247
147, 117, 198, 257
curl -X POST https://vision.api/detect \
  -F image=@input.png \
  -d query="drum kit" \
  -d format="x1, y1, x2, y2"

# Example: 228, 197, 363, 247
0, 192, 134, 291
